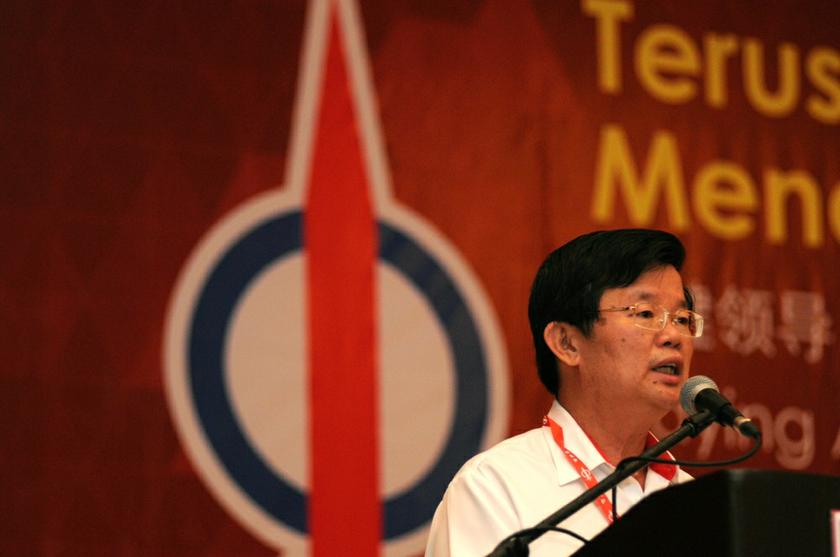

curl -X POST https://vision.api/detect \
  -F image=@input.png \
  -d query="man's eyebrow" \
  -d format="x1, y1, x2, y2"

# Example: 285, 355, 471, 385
633, 290, 688, 308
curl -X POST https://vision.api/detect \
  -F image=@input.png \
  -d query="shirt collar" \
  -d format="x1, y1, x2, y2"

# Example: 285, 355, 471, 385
644, 431, 678, 481
544, 401, 610, 486
544, 401, 678, 485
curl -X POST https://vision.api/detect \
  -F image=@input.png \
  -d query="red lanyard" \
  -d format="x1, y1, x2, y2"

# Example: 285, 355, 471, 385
543, 416, 615, 524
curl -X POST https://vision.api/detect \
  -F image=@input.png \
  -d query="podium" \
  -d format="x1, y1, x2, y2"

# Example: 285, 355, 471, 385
572, 470, 840, 556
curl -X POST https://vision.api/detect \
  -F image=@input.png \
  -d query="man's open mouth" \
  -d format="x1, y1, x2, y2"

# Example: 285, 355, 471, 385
652, 364, 680, 376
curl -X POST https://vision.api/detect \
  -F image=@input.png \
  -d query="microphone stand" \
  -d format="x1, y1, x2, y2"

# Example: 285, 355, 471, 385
487, 409, 717, 557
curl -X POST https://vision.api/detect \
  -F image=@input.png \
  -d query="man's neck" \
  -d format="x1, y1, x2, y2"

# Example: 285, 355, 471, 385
557, 396, 655, 466
558, 397, 656, 488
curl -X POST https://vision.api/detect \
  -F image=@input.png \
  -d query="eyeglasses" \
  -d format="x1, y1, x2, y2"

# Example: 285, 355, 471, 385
598, 302, 704, 338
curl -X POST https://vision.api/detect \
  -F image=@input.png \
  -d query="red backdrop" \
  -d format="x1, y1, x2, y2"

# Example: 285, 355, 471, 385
3, 0, 838, 555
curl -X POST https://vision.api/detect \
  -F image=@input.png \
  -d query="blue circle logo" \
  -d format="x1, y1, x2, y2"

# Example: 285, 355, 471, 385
164, 191, 509, 555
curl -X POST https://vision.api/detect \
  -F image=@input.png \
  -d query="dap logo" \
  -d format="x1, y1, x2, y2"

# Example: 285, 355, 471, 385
163, 1, 509, 555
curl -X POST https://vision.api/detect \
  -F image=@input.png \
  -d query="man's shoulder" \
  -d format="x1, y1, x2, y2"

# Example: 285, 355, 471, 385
453, 426, 553, 484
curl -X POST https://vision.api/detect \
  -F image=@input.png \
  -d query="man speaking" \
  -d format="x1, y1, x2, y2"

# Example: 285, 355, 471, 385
426, 229, 703, 556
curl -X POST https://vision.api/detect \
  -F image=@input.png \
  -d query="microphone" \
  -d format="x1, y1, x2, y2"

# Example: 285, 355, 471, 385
680, 375, 761, 439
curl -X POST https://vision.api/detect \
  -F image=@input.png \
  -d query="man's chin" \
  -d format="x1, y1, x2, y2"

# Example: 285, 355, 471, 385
649, 388, 682, 415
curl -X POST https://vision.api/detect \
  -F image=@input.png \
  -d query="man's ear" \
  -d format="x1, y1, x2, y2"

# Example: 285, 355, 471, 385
543, 321, 580, 366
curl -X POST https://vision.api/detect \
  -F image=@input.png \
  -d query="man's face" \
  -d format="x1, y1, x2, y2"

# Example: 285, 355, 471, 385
576, 265, 694, 416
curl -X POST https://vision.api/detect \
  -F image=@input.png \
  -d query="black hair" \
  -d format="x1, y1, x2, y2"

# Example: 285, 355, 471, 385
527, 229, 692, 397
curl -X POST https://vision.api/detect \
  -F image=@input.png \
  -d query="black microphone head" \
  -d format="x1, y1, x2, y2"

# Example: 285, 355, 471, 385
680, 375, 719, 414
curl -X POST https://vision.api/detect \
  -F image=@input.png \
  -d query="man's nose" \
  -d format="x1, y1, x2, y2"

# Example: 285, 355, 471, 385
657, 317, 683, 347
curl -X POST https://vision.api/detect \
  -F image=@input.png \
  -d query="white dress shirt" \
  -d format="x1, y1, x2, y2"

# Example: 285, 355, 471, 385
425, 401, 691, 556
